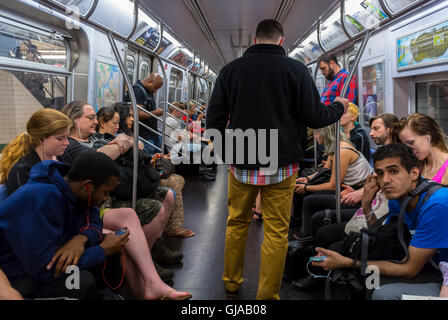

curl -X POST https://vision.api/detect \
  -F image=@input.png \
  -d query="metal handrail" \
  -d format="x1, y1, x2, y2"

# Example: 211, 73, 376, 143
138, 136, 162, 152
189, 99, 203, 106
165, 112, 188, 127
138, 118, 162, 138
107, 31, 139, 210
334, 29, 372, 224
166, 101, 189, 117
313, 61, 320, 171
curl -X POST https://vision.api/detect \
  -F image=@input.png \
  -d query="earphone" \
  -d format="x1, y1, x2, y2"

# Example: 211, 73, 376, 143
428, 135, 431, 143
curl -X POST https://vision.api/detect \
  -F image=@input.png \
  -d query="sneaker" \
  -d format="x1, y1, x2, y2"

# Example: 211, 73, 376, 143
154, 261, 174, 283
152, 238, 183, 265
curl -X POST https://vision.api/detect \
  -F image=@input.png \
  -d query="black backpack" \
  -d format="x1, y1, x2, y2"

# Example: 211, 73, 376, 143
325, 179, 445, 300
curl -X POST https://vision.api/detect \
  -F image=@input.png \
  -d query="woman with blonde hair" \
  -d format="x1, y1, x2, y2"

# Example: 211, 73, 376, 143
0, 108, 71, 194
293, 123, 372, 241
391, 113, 448, 185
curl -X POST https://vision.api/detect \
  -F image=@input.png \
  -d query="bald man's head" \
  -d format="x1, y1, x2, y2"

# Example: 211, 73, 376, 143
142, 72, 163, 93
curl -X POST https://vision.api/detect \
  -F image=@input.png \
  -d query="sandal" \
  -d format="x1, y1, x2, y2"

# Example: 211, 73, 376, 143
252, 209, 263, 223
166, 227, 195, 238
160, 289, 192, 300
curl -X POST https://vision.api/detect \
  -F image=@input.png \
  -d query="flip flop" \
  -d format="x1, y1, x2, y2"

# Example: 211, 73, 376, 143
160, 290, 192, 300
166, 227, 195, 238
252, 209, 263, 223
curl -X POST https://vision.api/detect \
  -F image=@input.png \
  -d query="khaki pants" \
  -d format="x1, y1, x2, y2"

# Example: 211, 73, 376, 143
223, 171, 297, 300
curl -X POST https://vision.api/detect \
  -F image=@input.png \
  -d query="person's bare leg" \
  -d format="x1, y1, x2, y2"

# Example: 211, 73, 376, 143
253, 191, 262, 220
143, 190, 174, 249
102, 208, 190, 300
0, 269, 23, 300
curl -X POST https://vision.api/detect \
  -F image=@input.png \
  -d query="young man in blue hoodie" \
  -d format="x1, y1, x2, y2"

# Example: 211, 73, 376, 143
0, 151, 129, 299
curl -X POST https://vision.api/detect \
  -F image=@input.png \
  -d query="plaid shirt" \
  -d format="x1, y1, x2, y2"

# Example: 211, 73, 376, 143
321, 68, 358, 106
229, 163, 299, 186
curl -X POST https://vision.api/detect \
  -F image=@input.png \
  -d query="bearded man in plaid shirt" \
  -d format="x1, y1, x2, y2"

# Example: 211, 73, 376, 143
318, 53, 358, 106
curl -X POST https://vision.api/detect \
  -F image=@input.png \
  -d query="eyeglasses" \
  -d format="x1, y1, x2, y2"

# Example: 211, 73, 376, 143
85, 114, 97, 121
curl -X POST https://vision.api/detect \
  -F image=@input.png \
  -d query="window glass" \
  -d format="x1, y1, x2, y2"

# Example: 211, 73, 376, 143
168, 67, 183, 102
89, 0, 135, 38
361, 62, 384, 126
139, 61, 150, 80
126, 56, 135, 84
196, 77, 208, 102
47, 0, 95, 16
416, 81, 448, 134
320, 8, 349, 51
0, 69, 67, 151
302, 30, 324, 59
0, 21, 67, 68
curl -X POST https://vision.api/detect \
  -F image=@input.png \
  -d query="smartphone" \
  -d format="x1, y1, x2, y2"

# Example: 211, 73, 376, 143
309, 256, 326, 262
114, 227, 128, 235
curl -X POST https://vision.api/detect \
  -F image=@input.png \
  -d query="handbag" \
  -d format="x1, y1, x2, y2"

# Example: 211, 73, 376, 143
308, 168, 331, 185
154, 156, 175, 179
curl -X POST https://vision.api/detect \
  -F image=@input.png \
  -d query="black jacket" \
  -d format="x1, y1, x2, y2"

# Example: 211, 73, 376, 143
5, 150, 41, 195
206, 44, 345, 169
349, 123, 371, 163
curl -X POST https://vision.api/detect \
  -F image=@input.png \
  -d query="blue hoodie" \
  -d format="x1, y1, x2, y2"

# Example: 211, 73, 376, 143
0, 161, 106, 282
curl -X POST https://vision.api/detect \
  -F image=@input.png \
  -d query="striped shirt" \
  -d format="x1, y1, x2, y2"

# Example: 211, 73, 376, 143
321, 68, 358, 106
229, 163, 299, 186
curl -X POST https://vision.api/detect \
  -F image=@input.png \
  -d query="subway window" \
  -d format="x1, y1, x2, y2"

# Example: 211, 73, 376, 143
168, 67, 183, 102
416, 81, 448, 134
0, 20, 68, 68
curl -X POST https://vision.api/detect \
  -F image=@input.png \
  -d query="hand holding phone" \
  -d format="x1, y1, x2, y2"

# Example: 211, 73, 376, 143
309, 255, 326, 262
115, 227, 128, 235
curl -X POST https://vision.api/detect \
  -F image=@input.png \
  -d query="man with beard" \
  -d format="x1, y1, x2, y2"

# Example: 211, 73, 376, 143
318, 53, 358, 106
369, 113, 399, 147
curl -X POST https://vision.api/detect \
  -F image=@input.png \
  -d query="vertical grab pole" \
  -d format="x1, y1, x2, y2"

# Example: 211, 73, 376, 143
107, 32, 138, 210
155, 25, 168, 154
155, 56, 168, 154
313, 64, 320, 171
335, 29, 372, 223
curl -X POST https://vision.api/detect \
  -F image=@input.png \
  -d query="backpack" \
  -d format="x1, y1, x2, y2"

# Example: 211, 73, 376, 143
324, 179, 445, 300
124, 83, 149, 108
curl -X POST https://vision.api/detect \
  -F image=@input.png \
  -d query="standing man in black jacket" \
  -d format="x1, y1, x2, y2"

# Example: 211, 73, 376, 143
206, 19, 349, 300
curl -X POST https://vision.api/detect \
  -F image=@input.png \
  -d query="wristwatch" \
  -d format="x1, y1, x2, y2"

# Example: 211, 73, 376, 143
304, 184, 308, 192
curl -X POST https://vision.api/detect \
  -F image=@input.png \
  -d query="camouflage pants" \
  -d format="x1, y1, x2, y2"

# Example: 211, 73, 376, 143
160, 173, 185, 232
110, 186, 169, 226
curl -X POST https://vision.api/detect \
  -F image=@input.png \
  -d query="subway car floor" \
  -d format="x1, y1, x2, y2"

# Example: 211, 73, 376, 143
160, 165, 324, 300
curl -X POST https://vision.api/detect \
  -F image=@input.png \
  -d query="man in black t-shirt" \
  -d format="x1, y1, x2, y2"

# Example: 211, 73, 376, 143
125, 73, 164, 156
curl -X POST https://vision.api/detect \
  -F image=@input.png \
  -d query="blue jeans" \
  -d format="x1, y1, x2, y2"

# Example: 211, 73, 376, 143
372, 282, 441, 300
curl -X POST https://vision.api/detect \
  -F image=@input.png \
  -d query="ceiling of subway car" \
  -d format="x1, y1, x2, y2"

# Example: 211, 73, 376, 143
140, 0, 336, 72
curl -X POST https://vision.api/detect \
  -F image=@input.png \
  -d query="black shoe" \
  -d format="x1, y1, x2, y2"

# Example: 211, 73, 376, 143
225, 288, 239, 300
152, 238, 183, 265
199, 171, 216, 181
290, 275, 322, 291
154, 261, 174, 283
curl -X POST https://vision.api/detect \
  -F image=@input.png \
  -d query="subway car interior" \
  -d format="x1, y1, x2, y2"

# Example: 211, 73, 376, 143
0, 0, 448, 301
